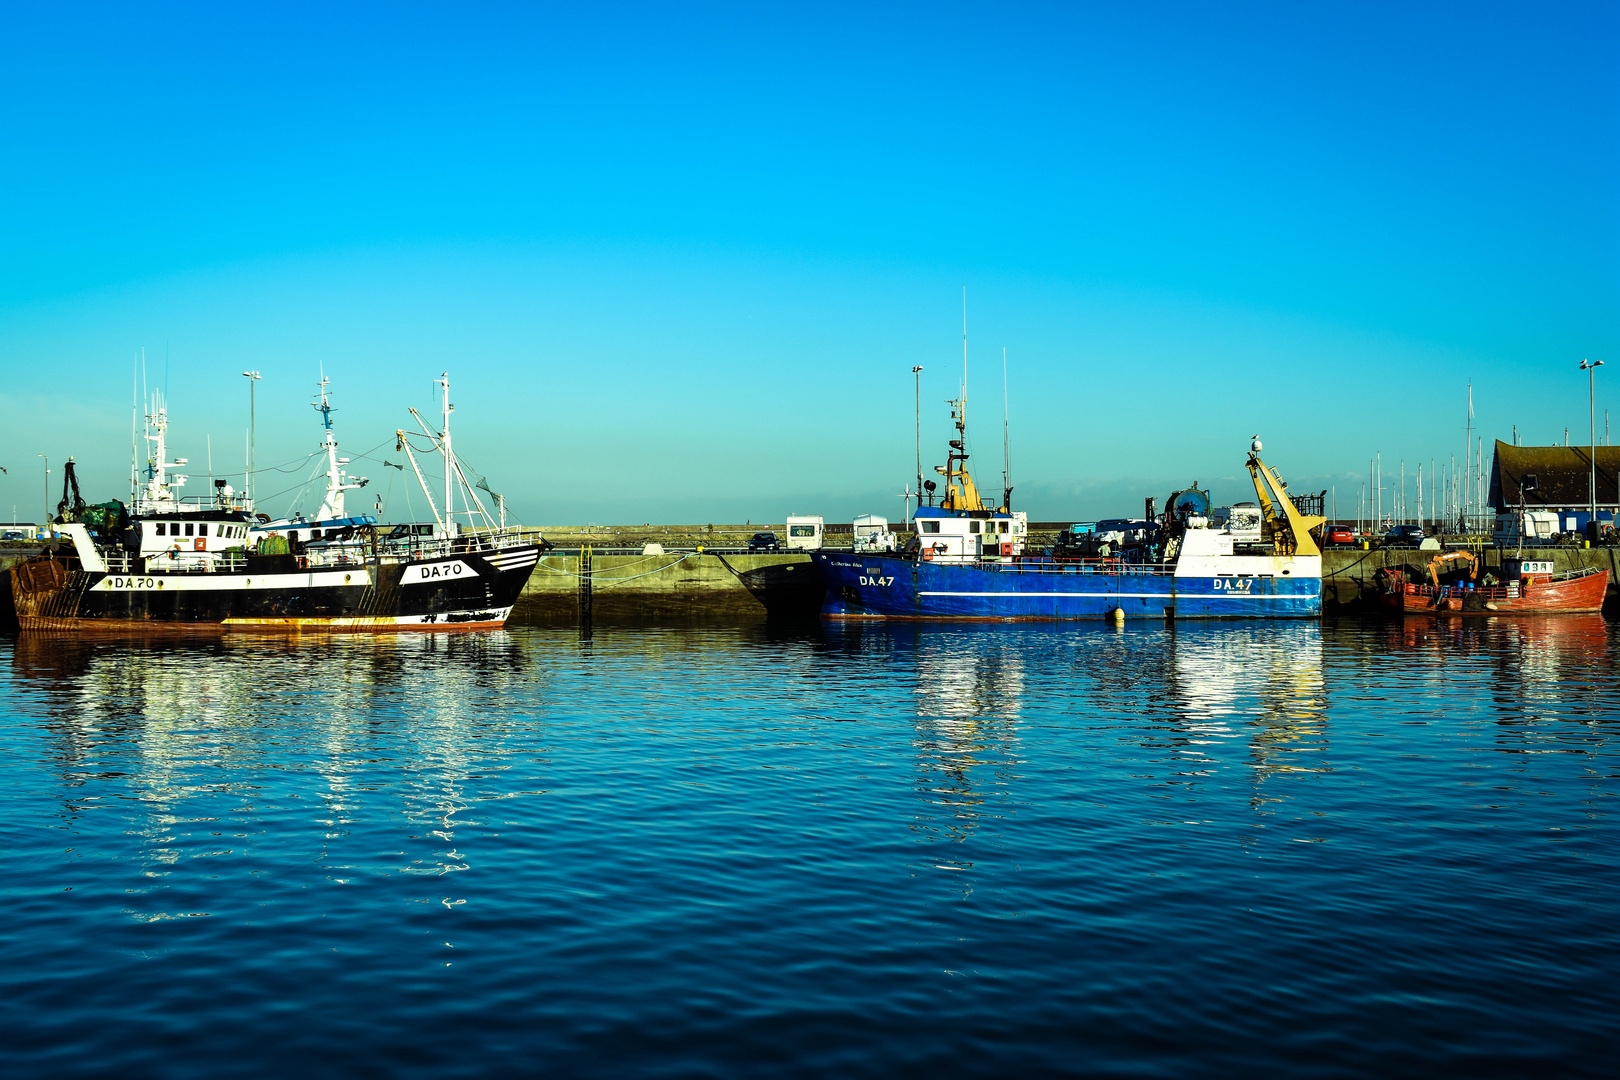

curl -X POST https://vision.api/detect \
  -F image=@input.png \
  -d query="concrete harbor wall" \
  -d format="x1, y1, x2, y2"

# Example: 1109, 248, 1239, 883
519, 550, 822, 621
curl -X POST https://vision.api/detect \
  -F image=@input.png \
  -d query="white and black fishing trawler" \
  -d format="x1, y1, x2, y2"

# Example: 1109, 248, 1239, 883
10, 373, 542, 631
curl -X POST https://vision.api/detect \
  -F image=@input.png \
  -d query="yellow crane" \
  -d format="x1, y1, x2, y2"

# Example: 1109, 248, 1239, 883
1245, 437, 1325, 557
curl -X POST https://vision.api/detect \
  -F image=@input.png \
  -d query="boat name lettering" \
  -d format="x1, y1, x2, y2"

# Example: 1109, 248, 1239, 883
108, 576, 157, 589
859, 575, 895, 587
404, 560, 474, 584
1214, 577, 1253, 592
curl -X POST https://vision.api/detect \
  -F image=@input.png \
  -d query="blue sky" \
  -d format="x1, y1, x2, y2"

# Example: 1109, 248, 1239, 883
1, 2, 1615, 524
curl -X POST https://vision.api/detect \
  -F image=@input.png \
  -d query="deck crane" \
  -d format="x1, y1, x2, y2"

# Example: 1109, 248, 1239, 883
1245, 441, 1325, 557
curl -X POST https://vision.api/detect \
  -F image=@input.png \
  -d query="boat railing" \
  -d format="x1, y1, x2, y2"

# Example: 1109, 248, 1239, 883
1405, 582, 1521, 600
178, 494, 255, 512
378, 530, 534, 561
974, 558, 1180, 575
133, 495, 256, 515
1406, 564, 1606, 601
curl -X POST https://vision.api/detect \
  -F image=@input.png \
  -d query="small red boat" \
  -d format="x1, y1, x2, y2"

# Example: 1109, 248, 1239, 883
1377, 554, 1610, 615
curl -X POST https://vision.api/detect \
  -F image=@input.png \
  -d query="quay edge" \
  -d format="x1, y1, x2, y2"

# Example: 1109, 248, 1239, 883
8, 539, 1619, 628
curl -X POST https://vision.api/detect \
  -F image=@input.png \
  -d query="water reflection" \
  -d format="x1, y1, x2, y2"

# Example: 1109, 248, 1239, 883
1168, 623, 1329, 807
908, 628, 1028, 864
9, 631, 545, 904
821, 623, 1032, 875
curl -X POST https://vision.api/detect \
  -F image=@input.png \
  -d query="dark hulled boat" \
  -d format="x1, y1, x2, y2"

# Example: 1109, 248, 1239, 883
9, 373, 541, 632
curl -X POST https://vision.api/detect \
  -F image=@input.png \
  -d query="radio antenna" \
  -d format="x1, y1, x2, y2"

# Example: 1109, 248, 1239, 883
960, 287, 968, 415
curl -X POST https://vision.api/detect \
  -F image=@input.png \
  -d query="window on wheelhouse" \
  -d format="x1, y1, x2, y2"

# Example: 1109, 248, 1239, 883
155, 523, 166, 536
921, 521, 940, 534
969, 521, 981, 534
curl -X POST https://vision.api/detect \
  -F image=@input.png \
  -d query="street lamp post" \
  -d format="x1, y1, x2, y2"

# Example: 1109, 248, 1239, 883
37, 454, 47, 526
242, 371, 261, 501
1581, 358, 1604, 535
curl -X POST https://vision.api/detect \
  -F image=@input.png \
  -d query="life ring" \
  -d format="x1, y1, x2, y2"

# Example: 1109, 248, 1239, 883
922, 542, 946, 562
194, 537, 206, 551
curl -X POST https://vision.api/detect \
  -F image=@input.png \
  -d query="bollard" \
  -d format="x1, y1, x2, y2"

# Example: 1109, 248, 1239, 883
579, 544, 593, 629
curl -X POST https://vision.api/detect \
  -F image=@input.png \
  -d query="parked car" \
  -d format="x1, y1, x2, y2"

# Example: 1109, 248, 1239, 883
748, 531, 781, 552
1087, 518, 1156, 557
1051, 523, 1094, 558
1382, 524, 1427, 548
1322, 524, 1358, 548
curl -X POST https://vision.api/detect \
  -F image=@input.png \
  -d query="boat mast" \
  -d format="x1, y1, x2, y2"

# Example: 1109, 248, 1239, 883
130, 351, 138, 504
439, 373, 453, 535
312, 374, 366, 520
936, 290, 985, 513
1001, 345, 1011, 512
912, 364, 923, 513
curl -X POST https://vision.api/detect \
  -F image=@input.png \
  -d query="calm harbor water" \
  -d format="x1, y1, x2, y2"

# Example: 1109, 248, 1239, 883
2, 616, 1615, 1077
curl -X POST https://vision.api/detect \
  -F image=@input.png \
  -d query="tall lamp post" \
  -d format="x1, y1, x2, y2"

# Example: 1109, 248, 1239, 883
1581, 358, 1604, 534
912, 365, 924, 511
37, 454, 47, 526
242, 370, 261, 502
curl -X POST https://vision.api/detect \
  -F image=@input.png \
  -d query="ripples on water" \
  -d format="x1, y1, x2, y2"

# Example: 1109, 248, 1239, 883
1, 616, 1615, 1077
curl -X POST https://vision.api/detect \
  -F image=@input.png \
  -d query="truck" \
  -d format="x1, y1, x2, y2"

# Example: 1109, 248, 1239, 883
852, 515, 896, 553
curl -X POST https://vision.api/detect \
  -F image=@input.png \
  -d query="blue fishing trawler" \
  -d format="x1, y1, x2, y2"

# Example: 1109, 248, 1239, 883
811, 392, 1323, 621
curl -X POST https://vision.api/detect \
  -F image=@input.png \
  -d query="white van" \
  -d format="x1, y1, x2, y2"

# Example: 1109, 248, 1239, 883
785, 515, 825, 551
852, 515, 896, 553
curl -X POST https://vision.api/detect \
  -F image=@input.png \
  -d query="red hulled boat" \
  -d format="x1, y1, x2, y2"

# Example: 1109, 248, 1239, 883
1377, 554, 1609, 616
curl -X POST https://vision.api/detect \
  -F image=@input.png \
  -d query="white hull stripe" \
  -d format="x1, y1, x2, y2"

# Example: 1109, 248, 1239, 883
916, 591, 1314, 599
98, 570, 365, 591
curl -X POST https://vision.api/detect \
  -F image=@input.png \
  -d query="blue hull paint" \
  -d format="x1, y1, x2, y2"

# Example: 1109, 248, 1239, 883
811, 553, 1321, 620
